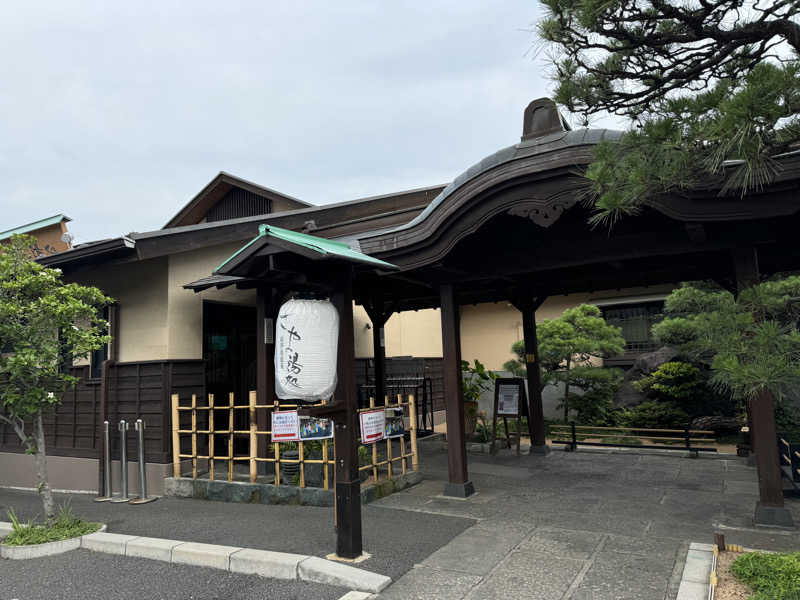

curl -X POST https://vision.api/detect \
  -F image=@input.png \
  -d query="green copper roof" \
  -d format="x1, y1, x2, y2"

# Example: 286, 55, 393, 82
214, 224, 398, 274
0, 214, 71, 241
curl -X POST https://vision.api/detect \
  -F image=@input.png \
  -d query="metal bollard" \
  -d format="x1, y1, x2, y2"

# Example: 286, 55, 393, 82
94, 421, 112, 502
130, 419, 156, 504
111, 420, 130, 503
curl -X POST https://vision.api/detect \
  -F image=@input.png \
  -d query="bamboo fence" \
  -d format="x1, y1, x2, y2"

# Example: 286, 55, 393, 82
172, 391, 419, 491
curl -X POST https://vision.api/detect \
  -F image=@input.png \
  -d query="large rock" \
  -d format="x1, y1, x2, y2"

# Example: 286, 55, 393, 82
690, 416, 743, 434
627, 346, 679, 379
614, 380, 645, 408
613, 346, 679, 408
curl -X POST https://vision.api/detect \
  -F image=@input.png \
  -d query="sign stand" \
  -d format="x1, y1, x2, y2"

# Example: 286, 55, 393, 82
490, 378, 527, 455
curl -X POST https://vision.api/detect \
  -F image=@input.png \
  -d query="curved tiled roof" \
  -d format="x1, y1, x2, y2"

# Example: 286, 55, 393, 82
362, 127, 622, 240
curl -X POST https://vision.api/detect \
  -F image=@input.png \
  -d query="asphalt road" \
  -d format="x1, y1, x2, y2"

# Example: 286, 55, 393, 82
0, 487, 474, 582
0, 549, 346, 600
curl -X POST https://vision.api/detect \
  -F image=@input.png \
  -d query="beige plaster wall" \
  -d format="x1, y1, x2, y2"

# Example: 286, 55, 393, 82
354, 306, 443, 358
67, 258, 170, 362
356, 285, 675, 369
464, 285, 676, 369
166, 241, 256, 360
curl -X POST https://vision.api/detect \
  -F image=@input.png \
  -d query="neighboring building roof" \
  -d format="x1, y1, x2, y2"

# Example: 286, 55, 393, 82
0, 214, 71, 241
163, 171, 313, 229
145, 183, 446, 242
215, 224, 398, 277
37, 237, 136, 267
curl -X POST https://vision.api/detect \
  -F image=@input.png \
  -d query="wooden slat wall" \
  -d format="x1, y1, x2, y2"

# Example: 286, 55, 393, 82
0, 360, 204, 463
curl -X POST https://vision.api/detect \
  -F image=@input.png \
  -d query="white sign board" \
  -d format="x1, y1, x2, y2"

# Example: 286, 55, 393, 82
497, 384, 520, 416
271, 410, 300, 442
359, 409, 385, 444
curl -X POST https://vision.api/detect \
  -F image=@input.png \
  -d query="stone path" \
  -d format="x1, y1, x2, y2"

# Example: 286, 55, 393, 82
371, 446, 800, 600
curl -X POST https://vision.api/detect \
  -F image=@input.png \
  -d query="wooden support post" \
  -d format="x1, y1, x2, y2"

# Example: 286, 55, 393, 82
171, 394, 180, 478
439, 283, 474, 498
322, 437, 330, 490
373, 323, 387, 408
273, 401, 281, 486
399, 394, 407, 475
249, 391, 257, 483
332, 268, 363, 559
98, 359, 114, 496
228, 393, 234, 482
209, 394, 215, 480
191, 394, 197, 479
518, 298, 549, 454
752, 388, 793, 526
409, 394, 419, 472
364, 301, 391, 410
370, 396, 379, 483
256, 286, 277, 468
299, 441, 305, 488
732, 247, 793, 528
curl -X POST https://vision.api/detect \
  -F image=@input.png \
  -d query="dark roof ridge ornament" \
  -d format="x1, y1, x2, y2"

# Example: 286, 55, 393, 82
521, 98, 571, 141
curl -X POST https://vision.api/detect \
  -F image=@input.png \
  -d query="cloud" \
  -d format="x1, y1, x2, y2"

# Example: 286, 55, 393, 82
0, 1, 604, 243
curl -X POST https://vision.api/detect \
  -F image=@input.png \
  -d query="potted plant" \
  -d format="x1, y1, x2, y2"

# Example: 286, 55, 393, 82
461, 359, 496, 435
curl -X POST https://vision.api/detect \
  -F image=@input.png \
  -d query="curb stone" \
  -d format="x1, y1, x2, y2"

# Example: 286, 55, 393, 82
0, 522, 107, 560
0, 520, 390, 593
81, 532, 140, 555
676, 542, 714, 600
171, 542, 241, 570
299, 556, 392, 593
229, 548, 307, 579
125, 536, 183, 561
336, 592, 377, 600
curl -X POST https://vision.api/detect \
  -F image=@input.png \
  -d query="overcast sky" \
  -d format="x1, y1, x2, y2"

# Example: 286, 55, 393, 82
0, 2, 620, 243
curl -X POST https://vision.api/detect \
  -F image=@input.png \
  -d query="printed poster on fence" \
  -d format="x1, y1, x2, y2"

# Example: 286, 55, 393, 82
298, 416, 334, 441
359, 408, 385, 444
384, 407, 405, 439
272, 410, 300, 442
497, 384, 520, 416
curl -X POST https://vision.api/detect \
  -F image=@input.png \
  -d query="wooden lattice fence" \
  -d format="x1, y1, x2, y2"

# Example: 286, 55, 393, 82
171, 391, 419, 490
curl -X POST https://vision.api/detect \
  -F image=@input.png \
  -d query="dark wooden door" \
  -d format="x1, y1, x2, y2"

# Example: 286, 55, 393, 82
203, 302, 256, 456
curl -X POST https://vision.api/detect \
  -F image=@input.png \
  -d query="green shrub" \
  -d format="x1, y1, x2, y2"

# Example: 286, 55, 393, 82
357, 445, 370, 465
619, 401, 689, 429
635, 361, 701, 399
635, 361, 736, 418
731, 551, 800, 600
3, 505, 100, 546
565, 367, 623, 426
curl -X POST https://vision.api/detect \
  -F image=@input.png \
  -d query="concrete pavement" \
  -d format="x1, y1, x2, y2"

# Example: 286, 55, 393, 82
1, 445, 797, 599
372, 446, 799, 599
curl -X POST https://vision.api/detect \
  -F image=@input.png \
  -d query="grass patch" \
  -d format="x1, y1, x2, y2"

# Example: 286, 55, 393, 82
2, 505, 100, 546
731, 551, 800, 600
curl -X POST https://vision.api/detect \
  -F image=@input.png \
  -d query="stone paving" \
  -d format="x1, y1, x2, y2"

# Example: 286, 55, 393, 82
373, 445, 800, 600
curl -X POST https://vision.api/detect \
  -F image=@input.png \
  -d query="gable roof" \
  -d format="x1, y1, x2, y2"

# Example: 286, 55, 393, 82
0, 214, 71, 241
215, 224, 398, 277
163, 172, 313, 229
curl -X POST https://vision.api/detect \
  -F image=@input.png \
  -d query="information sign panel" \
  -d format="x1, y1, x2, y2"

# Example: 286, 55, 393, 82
359, 409, 385, 444
271, 410, 300, 442
497, 384, 520, 416
298, 416, 334, 441
384, 407, 405, 439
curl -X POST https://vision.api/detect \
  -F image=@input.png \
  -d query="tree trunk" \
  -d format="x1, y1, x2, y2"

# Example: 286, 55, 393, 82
563, 357, 571, 423
33, 412, 56, 520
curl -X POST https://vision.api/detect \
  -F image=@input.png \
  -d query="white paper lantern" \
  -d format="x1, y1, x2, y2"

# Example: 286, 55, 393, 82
274, 299, 339, 401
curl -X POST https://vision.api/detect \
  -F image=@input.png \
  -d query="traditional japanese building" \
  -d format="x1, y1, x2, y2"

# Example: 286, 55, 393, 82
2, 98, 797, 524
